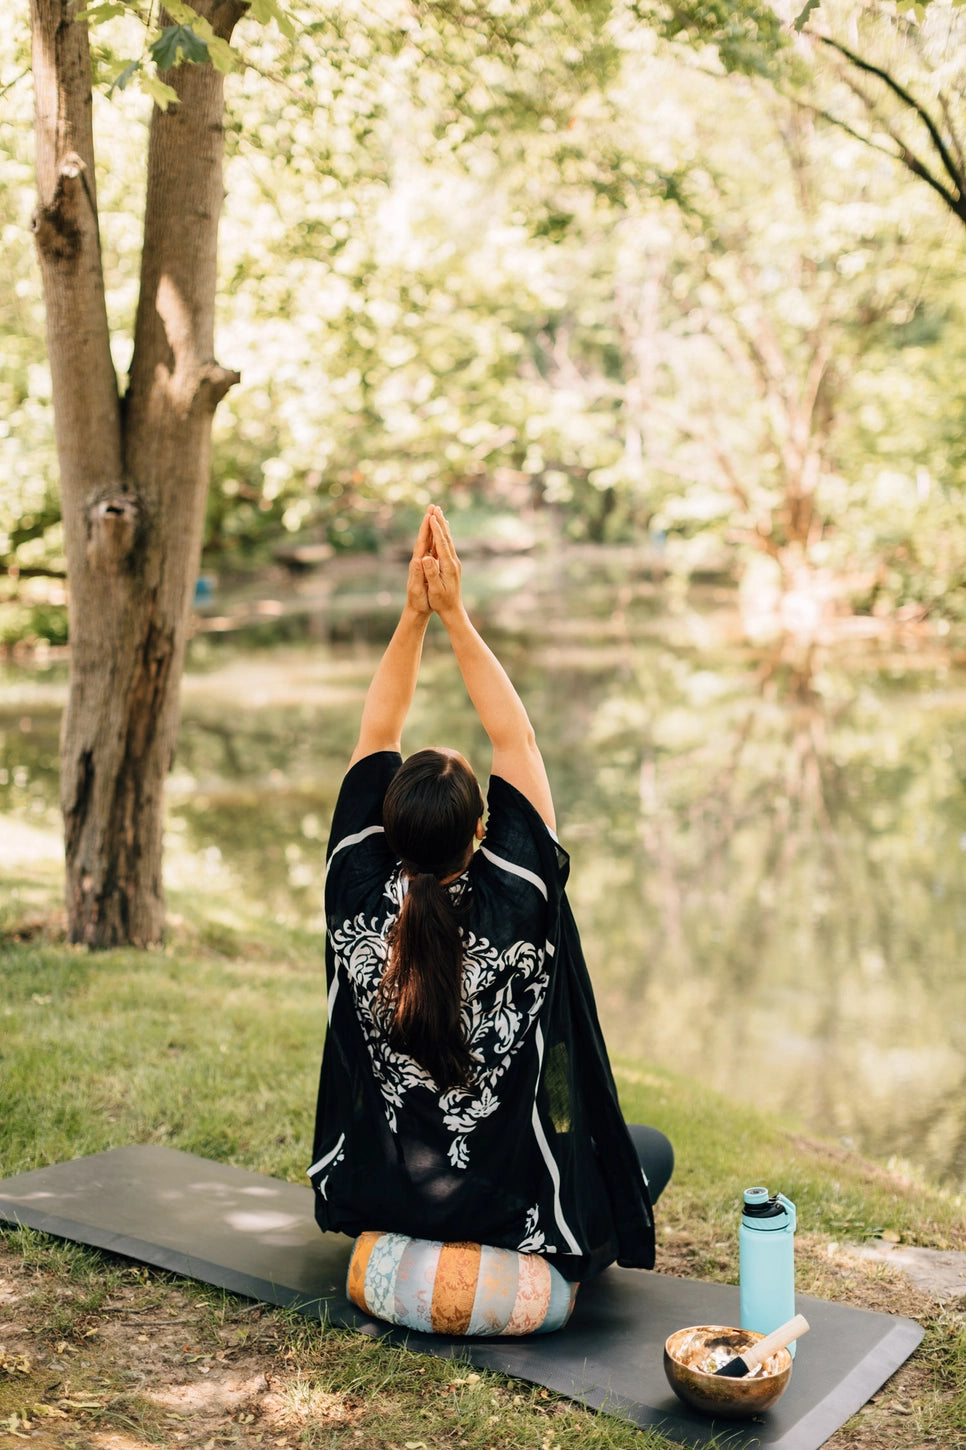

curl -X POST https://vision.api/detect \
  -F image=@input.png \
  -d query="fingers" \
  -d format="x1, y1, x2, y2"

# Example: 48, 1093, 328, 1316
406, 553, 432, 614
428, 509, 459, 566
412, 508, 434, 560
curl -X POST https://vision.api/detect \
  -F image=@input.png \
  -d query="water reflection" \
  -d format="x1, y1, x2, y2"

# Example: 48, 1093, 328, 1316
2, 554, 965, 1193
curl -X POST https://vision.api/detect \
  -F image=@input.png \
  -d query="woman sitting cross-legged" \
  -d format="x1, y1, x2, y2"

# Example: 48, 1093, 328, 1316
309, 506, 673, 1336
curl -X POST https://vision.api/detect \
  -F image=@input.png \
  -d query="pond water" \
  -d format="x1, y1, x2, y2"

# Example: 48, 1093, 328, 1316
3, 545, 966, 1195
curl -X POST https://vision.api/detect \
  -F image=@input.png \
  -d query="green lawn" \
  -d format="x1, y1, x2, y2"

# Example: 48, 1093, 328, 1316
1, 867, 964, 1448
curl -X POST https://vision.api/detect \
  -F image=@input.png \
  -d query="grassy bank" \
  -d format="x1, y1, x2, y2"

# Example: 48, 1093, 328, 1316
1, 868, 965, 1449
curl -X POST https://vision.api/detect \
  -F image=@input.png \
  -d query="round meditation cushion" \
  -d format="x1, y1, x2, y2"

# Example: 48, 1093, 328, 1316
346, 1231, 578, 1336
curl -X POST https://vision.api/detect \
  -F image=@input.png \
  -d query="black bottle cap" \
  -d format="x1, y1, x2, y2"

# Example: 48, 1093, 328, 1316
742, 1188, 784, 1218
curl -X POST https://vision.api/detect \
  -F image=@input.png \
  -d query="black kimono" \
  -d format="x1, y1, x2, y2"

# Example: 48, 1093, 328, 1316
309, 751, 654, 1281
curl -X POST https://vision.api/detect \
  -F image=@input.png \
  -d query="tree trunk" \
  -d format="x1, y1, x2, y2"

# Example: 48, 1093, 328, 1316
31, 0, 244, 947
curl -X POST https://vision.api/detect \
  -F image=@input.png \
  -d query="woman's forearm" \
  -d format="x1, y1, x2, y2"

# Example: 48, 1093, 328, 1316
439, 605, 532, 750
439, 603, 555, 827
422, 507, 554, 823
349, 605, 430, 765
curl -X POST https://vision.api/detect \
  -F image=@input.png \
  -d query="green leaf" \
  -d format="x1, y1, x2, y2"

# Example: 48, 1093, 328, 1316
148, 3, 235, 70
150, 23, 210, 71
107, 58, 141, 96
160, 0, 203, 23
74, 1, 128, 24
792, 0, 821, 31
139, 72, 180, 109
248, 0, 297, 42
206, 35, 236, 74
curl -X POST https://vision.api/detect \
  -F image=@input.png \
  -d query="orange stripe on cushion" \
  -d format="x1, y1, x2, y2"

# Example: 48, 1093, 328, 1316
430, 1241, 482, 1335
347, 1230, 380, 1311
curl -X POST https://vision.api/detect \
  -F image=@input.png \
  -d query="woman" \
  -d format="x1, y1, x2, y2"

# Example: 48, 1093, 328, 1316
309, 506, 672, 1284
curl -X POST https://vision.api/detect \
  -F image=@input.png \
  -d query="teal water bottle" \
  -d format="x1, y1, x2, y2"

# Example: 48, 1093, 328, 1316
739, 1187, 798, 1357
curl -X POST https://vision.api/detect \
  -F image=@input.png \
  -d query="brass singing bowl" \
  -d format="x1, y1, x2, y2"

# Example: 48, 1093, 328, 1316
663, 1324, 793, 1419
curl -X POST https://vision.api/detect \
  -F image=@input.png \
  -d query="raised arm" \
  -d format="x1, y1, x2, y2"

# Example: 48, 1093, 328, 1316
422, 507, 555, 829
348, 511, 434, 766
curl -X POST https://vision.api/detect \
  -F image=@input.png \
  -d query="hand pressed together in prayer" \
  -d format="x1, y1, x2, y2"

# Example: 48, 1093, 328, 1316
406, 505, 464, 619
405, 508, 435, 617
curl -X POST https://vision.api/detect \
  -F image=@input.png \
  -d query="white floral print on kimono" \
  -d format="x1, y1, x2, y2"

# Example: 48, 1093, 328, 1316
329, 885, 549, 1171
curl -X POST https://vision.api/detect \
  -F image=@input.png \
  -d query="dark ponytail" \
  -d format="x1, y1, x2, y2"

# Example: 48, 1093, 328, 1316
380, 749, 484, 1092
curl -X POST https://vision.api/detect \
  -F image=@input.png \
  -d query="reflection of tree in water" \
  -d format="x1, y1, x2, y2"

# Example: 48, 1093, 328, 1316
167, 704, 356, 923
758, 642, 834, 824
704, 638, 851, 1155
569, 625, 966, 1190
176, 716, 247, 778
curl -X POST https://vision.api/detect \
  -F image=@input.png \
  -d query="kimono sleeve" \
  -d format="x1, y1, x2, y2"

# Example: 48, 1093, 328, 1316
324, 751, 400, 911
482, 774, 570, 897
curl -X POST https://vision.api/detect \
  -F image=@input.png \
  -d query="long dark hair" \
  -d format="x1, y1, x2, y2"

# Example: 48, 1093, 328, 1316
380, 749, 484, 1091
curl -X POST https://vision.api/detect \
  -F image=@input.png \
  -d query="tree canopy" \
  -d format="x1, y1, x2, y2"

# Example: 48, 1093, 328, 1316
3, 0, 966, 644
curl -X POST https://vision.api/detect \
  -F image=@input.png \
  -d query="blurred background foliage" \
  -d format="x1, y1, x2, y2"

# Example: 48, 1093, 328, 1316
2, 0, 966, 649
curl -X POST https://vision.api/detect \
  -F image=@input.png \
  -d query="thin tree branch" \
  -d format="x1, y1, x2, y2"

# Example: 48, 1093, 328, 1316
1, 565, 67, 580
1, 66, 30, 97
815, 33, 966, 221
798, 79, 965, 224
793, 96, 912, 167
939, 90, 966, 187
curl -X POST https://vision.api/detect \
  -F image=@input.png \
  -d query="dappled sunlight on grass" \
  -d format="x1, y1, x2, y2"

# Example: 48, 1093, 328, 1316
257, 1372, 358, 1430
0, 843, 66, 945
143, 1373, 276, 1417
0, 896, 326, 1183
1, 1227, 724, 1449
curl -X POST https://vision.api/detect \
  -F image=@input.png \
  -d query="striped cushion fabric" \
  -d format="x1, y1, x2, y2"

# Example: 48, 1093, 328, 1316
346, 1232, 578, 1337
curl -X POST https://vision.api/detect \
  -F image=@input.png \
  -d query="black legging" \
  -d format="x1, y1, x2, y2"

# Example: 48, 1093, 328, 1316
626, 1122, 674, 1204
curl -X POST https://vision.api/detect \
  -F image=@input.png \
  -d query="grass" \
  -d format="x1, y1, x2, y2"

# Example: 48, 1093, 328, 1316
1, 867, 965, 1449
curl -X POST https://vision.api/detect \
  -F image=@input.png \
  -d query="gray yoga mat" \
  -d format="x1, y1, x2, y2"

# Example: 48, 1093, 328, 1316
0, 1146, 923, 1450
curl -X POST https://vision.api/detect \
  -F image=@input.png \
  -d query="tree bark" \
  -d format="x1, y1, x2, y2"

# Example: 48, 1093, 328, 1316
32, 0, 244, 946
